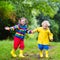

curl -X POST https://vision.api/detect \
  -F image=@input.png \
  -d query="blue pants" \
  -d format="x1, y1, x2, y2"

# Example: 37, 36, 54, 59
38, 44, 49, 50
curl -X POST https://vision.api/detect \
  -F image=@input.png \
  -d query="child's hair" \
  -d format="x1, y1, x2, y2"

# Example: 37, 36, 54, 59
41, 20, 50, 26
18, 17, 28, 24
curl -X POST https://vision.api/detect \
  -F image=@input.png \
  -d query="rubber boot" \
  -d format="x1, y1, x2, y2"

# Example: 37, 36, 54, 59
11, 49, 17, 57
19, 50, 25, 58
40, 50, 43, 58
45, 50, 49, 58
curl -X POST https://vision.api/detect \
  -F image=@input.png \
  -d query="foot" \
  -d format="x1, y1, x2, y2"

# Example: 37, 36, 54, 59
40, 55, 43, 58
19, 54, 25, 58
11, 51, 17, 57
45, 55, 49, 58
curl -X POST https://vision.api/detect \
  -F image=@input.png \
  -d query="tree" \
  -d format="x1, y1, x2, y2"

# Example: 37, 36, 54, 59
0, 0, 60, 41
0, 1, 15, 20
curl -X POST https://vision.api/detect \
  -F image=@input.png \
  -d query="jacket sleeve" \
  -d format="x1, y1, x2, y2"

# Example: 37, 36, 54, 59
26, 29, 32, 34
32, 28, 40, 33
48, 29, 53, 40
10, 25, 19, 30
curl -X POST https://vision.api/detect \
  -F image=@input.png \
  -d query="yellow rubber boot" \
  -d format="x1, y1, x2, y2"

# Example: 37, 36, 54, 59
40, 50, 43, 58
11, 49, 17, 57
19, 50, 25, 58
45, 50, 49, 58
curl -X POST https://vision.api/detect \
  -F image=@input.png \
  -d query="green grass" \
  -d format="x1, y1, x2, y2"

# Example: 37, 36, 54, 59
0, 39, 60, 60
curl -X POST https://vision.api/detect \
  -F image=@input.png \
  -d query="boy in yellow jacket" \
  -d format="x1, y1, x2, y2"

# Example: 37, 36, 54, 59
32, 20, 53, 58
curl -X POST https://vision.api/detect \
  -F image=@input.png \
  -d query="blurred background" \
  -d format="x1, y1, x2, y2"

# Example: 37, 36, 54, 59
0, 0, 60, 42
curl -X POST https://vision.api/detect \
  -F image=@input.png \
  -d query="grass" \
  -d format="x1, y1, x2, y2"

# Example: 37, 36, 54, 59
0, 39, 60, 60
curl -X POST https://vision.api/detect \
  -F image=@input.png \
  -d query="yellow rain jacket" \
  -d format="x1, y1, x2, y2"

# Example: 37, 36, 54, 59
33, 27, 53, 45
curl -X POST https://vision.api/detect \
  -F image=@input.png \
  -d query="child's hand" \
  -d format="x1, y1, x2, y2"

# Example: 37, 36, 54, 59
5, 27, 10, 30
50, 38, 53, 41
31, 31, 34, 33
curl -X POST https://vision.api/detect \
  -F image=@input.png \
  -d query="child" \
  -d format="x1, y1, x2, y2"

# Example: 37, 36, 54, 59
5, 17, 32, 58
32, 20, 53, 58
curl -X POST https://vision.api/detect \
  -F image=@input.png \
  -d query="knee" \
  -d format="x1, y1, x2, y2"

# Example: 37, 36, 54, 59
20, 44, 25, 50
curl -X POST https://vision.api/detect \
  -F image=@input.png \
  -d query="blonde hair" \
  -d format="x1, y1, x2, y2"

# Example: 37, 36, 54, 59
41, 20, 50, 26
20, 17, 27, 21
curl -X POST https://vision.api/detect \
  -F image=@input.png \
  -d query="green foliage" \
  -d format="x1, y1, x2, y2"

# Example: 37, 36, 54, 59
50, 20, 59, 34
0, 0, 60, 20
22, 0, 60, 17
54, 10, 60, 41
0, 1, 15, 19
0, 0, 60, 41
49, 20, 59, 41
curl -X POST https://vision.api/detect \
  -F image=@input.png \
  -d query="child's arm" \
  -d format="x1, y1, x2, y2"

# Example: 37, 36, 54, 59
5, 25, 19, 31
48, 29, 53, 41
32, 28, 39, 33
26, 28, 38, 34
26, 27, 39, 34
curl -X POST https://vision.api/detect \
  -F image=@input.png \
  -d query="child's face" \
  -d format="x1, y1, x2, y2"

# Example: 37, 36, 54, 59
42, 23, 48, 29
20, 19, 26, 25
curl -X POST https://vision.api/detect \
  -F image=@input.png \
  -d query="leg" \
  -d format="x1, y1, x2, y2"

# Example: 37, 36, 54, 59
14, 37, 20, 50
45, 50, 49, 58
38, 44, 43, 58
19, 39, 24, 50
11, 37, 20, 57
44, 45, 49, 58
19, 39, 25, 58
